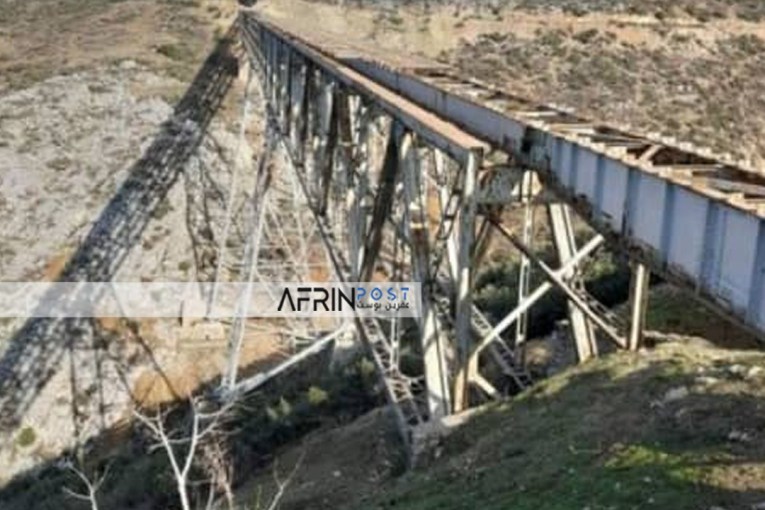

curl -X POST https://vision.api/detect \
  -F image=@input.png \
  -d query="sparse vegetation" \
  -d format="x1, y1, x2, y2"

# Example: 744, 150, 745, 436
0, 357, 381, 509
152, 197, 174, 220
450, 28, 765, 166
15, 426, 36, 448
0, 0, 231, 93
356, 343, 765, 510
156, 43, 194, 63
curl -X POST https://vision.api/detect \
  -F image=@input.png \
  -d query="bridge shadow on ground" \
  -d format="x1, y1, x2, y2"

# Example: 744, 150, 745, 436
0, 24, 241, 435
0, 339, 379, 510
2, 342, 763, 509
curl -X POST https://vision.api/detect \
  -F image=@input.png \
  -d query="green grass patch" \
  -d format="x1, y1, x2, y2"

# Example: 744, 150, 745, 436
355, 346, 765, 510
15, 427, 36, 448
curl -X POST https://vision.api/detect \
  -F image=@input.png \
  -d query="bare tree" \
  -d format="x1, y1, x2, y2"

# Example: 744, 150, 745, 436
134, 396, 304, 510
199, 435, 236, 510
133, 396, 232, 510
60, 459, 110, 510
249, 448, 305, 510
263, 449, 305, 510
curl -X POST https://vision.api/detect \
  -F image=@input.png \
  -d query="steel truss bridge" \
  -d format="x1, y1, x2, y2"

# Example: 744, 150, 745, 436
3, 10, 762, 461
227, 11, 765, 457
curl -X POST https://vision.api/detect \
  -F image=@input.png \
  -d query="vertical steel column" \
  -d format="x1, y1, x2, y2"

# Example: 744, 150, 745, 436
330, 89, 353, 245
548, 203, 598, 362
271, 38, 282, 121
314, 74, 336, 212
303, 68, 319, 202
401, 132, 452, 418
628, 262, 650, 351
288, 55, 307, 163
432, 149, 460, 285
361, 123, 400, 282
453, 151, 479, 412
262, 31, 272, 103
347, 96, 370, 281
515, 169, 535, 363
277, 42, 291, 134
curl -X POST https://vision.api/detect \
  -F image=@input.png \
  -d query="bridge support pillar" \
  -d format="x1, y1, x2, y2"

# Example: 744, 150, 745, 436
346, 95, 370, 281
431, 148, 460, 285
401, 132, 452, 418
315, 76, 336, 215
453, 151, 479, 412
548, 203, 598, 362
628, 262, 650, 351
288, 55, 307, 163
515, 169, 536, 365
276, 39, 291, 134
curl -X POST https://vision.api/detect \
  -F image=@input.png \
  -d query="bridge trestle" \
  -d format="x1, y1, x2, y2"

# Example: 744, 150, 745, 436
235, 12, 652, 460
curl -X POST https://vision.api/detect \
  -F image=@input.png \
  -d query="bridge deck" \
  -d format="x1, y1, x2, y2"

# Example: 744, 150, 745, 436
243, 14, 488, 166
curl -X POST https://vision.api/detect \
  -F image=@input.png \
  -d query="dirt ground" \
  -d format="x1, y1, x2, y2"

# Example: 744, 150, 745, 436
0, 0, 237, 93
260, 0, 765, 167
236, 407, 404, 510
261, 0, 765, 57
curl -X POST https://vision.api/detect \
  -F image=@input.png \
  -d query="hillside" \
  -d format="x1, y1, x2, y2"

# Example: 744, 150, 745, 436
263, 0, 765, 167
241, 339, 765, 510
367, 340, 765, 509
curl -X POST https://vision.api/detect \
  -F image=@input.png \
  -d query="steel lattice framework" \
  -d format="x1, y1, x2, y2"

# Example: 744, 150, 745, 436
226, 10, 765, 458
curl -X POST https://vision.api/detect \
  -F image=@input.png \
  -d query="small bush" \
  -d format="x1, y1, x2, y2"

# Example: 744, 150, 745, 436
156, 43, 191, 62
307, 385, 329, 405
573, 28, 599, 45
46, 157, 71, 172
152, 198, 173, 220
16, 426, 36, 448
562, 5, 589, 17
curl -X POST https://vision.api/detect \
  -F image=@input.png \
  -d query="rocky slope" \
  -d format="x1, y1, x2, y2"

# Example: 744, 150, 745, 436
0, 59, 262, 483
355, 339, 765, 509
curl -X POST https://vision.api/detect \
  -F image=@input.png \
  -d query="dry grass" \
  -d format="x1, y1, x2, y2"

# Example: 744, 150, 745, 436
356, 341, 765, 509
260, 0, 765, 167
0, 0, 238, 93
450, 26, 765, 167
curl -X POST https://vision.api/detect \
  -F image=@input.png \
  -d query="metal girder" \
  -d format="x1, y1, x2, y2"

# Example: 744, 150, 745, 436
316, 77, 337, 215
360, 123, 400, 282
288, 53, 308, 163
277, 38, 290, 134
429, 149, 462, 287
491, 221, 626, 349
628, 262, 650, 350
475, 231, 605, 354
548, 203, 598, 362
346, 95, 371, 281
453, 151, 479, 412
400, 132, 452, 418
515, 170, 536, 362
242, 14, 489, 167
229, 326, 349, 397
